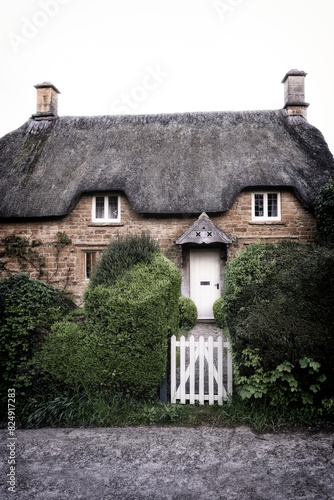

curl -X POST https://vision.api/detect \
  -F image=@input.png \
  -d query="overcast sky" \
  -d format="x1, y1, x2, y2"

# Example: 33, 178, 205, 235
1, 0, 334, 153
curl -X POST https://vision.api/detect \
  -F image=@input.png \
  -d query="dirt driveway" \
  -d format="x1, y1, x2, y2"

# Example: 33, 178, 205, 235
1, 425, 334, 499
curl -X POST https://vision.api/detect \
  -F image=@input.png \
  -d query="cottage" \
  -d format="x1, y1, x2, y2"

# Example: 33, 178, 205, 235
1, 70, 334, 318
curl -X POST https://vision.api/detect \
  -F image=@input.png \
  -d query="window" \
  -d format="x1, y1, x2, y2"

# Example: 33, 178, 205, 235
85, 252, 96, 280
92, 194, 120, 222
252, 192, 281, 221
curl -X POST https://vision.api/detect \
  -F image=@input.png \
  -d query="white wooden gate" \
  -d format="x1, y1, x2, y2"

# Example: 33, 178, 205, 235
170, 335, 233, 405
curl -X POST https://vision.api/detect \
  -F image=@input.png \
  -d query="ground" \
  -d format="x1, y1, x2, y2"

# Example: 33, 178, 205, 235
1, 426, 334, 499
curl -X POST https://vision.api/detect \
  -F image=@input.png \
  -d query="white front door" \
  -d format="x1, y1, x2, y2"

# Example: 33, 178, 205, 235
190, 249, 221, 320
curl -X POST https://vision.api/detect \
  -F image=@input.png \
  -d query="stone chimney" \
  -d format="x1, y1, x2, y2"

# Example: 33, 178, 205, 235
32, 82, 60, 120
281, 70, 309, 119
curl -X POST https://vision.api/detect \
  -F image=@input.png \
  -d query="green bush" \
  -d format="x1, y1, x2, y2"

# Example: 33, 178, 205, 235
34, 321, 96, 388
0, 274, 75, 410
89, 232, 160, 289
213, 297, 225, 328
223, 241, 334, 406
179, 297, 197, 329
84, 253, 181, 396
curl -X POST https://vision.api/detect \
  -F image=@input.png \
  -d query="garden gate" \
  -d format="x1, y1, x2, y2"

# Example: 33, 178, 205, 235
170, 335, 233, 405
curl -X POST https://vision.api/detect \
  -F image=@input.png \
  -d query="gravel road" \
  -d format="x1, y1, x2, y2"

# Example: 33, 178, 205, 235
1, 426, 334, 499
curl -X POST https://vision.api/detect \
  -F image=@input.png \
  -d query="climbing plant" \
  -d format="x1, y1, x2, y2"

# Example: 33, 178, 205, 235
0, 234, 44, 277
0, 232, 72, 287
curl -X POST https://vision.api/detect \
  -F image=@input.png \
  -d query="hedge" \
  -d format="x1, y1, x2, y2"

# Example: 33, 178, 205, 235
84, 253, 181, 395
34, 321, 96, 388
0, 274, 75, 409
37, 253, 181, 397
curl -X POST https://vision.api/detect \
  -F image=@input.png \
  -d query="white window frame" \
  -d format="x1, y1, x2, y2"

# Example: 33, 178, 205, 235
252, 192, 281, 221
92, 194, 120, 223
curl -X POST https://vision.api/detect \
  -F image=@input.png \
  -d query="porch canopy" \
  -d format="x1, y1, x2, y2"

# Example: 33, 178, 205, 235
175, 212, 232, 245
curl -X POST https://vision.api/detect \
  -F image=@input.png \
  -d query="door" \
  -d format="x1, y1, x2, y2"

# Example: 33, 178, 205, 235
190, 249, 221, 320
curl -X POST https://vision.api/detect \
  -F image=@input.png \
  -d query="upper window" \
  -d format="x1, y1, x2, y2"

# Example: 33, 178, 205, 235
252, 192, 281, 221
92, 194, 120, 222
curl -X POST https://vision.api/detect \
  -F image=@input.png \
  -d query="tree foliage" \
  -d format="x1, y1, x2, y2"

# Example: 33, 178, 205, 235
315, 178, 334, 244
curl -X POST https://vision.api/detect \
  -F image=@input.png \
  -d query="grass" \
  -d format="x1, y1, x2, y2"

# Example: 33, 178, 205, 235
21, 385, 334, 432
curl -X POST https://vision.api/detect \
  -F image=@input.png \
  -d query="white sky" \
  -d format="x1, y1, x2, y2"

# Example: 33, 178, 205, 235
1, 0, 334, 153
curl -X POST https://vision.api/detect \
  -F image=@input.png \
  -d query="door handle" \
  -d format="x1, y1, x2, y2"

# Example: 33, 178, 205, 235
216, 283, 219, 290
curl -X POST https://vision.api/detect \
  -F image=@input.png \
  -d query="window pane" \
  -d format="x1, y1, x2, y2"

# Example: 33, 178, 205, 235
268, 194, 278, 217
108, 196, 118, 219
95, 197, 105, 218
254, 194, 264, 217
86, 252, 96, 279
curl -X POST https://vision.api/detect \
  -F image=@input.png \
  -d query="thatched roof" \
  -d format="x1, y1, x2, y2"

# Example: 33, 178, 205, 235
0, 109, 333, 218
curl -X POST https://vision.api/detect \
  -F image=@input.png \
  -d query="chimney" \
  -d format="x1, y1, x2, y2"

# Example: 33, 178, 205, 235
281, 70, 309, 119
32, 82, 61, 120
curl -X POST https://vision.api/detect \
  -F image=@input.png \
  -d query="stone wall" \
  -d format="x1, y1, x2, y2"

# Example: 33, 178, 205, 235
0, 190, 317, 304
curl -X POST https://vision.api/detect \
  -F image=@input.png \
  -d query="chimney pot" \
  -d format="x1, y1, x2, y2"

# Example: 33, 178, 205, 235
281, 70, 309, 119
32, 82, 61, 120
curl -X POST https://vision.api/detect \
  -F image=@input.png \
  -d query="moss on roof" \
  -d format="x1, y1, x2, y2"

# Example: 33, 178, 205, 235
0, 109, 333, 218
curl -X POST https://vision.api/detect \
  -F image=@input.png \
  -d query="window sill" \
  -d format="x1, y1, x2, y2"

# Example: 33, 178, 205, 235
249, 221, 285, 225
88, 222, 124, 227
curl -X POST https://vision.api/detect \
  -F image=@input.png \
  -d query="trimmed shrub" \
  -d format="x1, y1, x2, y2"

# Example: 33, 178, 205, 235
223, 241, 334, 405
89, 232, 160, 289
179, 297, 198, 329
0, 274, 75, 409
34, 321, 98, 388
84, 253, 181, 396
213, 297, 225, 328
37, 253, 181, 396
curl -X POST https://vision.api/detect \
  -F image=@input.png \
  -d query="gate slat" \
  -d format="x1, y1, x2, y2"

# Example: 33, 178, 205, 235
208, 336, 214, 404
198, 336, 205, 404
189, 336, 195, 404
217, 336, 223, 405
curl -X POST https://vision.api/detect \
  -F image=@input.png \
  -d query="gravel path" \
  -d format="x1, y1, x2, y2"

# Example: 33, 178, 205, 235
185, 322, 223, 340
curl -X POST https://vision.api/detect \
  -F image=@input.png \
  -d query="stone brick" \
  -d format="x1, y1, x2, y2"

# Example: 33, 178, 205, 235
0, 190, 317, 304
